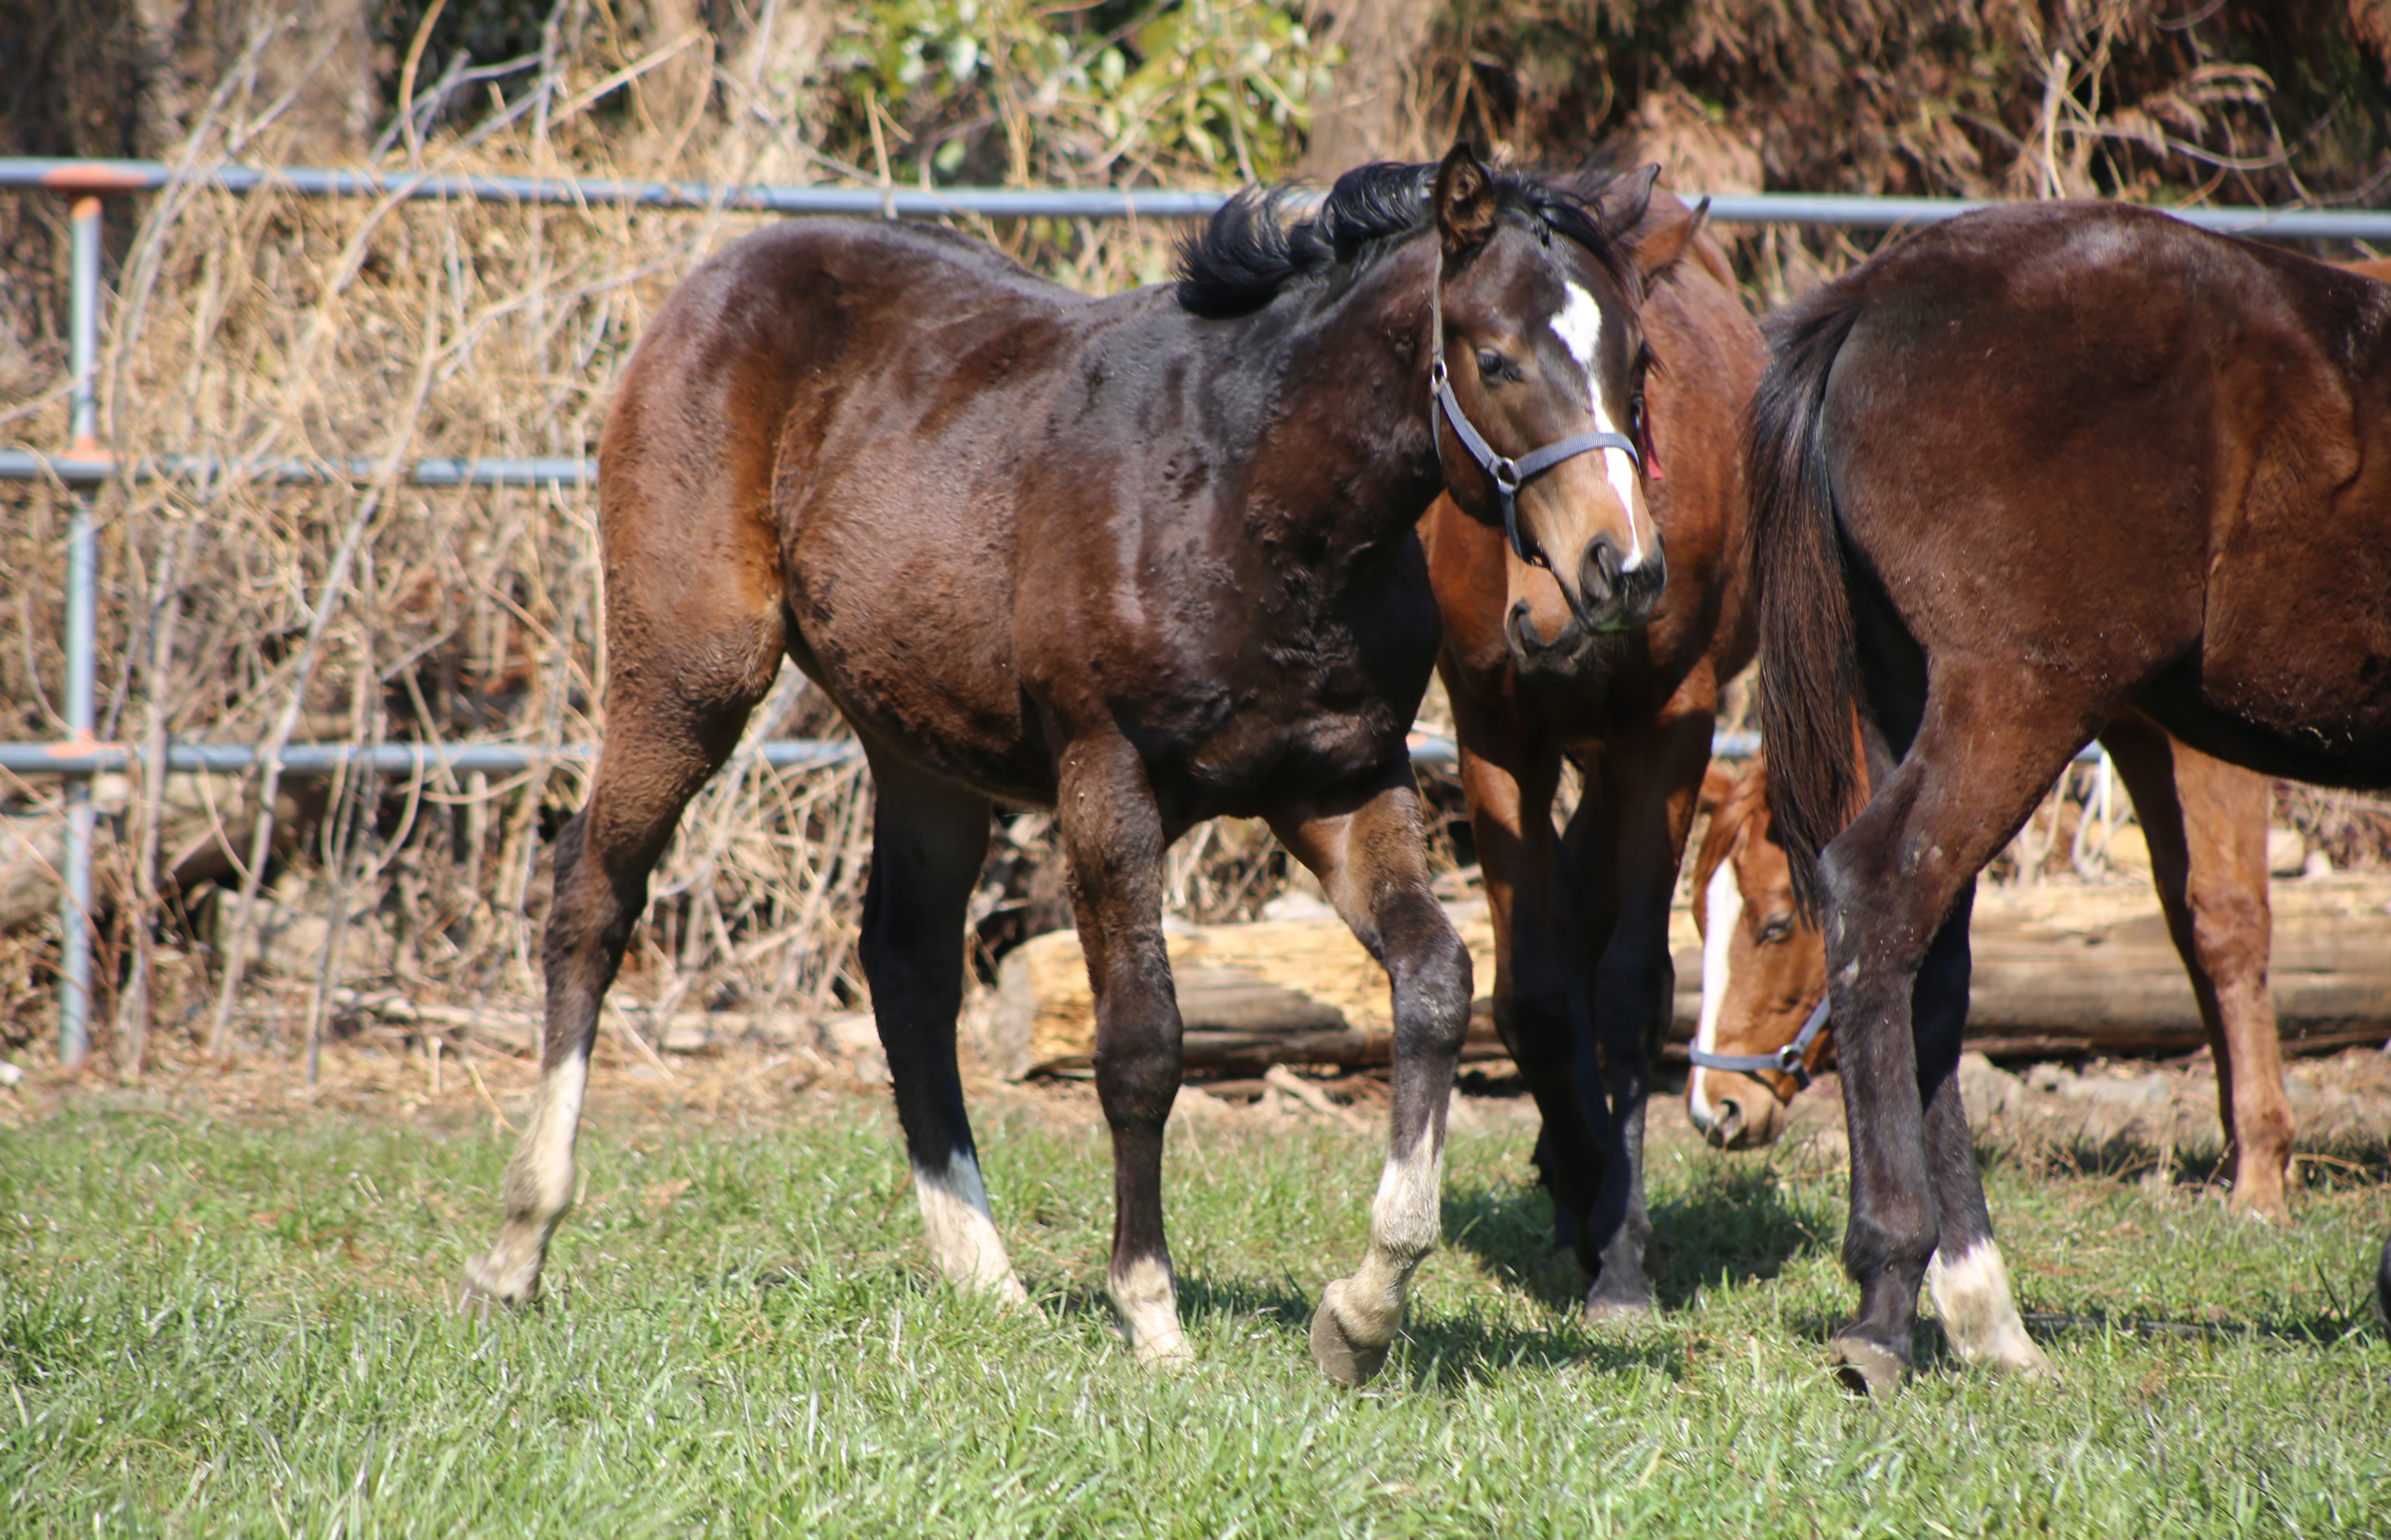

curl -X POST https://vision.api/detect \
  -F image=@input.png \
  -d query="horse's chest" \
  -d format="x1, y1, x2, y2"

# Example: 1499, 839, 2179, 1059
1162, 578, 1439, 814
1026, 548, 1436, 815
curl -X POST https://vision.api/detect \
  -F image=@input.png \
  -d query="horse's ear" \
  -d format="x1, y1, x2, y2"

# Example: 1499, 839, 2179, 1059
1630, 195, 1711, 285
1592, 163, 1662, 244
1434, 143, 1498, 258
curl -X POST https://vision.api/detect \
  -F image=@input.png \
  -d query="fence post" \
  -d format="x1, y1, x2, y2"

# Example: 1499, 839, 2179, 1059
57, 192, 101, 1067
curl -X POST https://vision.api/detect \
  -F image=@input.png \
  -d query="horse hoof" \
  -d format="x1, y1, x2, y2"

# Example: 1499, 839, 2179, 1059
1582, 1296, 1656, 1328
1828, 1334, 1908, 1398
1309, 1284, 1390, 1387
1134, 1331, 1195, 1371
459, 1254, 537, 1318
1582, 1268, 1655, 1324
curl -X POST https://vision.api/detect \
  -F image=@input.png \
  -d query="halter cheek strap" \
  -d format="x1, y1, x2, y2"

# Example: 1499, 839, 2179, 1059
1427, 237, 1641, 568
1686, 993, 1832, 1091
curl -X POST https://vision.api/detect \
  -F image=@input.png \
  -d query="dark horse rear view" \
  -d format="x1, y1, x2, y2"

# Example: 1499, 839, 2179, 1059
1747, 200, 2391, 1395
462, 145, 1681, 1384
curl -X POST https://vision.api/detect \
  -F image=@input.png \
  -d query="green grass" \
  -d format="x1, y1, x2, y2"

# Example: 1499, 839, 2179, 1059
3, 1089, 2387, 1537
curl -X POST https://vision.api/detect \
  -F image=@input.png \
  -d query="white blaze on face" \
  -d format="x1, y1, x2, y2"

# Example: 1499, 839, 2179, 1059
1689, 856, 1744, 1129
1552, 282, 1646, 569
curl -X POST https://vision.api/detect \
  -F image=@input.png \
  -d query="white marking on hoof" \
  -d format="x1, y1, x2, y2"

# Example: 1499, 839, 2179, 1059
1928, 1239, 2053, 1378
914, 1151, 1028, 1304
1109, 1254, 1189, 1364
464, 1050, 591, 1313
1309, 1277, 1390, 1386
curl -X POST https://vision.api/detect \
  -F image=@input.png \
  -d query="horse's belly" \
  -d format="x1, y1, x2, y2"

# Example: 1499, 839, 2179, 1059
784, 502, 1055, 803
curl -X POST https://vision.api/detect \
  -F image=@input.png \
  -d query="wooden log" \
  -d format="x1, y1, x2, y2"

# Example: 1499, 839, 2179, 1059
971, 908, 1512, 1079
980, 878, 2391, 1079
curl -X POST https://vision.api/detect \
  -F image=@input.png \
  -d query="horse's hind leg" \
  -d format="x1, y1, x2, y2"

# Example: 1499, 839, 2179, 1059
1916, 882, 2051, 1378
462, 596, 782, 1310
1820, 683, 2087, 1394
2098, 715, 2291, 1219
857, 747, 1024, 1302
1270, 764, 1473, 1386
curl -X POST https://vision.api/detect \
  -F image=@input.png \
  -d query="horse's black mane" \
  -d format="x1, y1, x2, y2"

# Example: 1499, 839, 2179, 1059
1175, 160, 1627, 320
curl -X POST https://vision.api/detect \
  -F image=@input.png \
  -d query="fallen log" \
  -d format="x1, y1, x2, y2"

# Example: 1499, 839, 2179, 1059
975, 878, 2391, 1079
969, 911, 1513, 1079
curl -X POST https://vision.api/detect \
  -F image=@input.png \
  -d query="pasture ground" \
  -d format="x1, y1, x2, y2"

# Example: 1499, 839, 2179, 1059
2, 1031, 2388, 1538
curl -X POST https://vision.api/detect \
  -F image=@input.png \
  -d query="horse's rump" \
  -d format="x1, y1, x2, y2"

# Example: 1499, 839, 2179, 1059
1753, 203, 2391, 891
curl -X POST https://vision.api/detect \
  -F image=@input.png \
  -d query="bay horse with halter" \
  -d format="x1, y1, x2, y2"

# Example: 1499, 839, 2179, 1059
1683, 728, 2292, 1220
1420, 181, 1762, 1317
1750, 199, 2391, 1395
461, 146, 1671, 1384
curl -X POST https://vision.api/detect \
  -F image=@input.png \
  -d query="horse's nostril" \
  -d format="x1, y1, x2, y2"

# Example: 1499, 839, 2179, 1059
1718, 1099, 1743, 1132
1581, 537, 1622, 603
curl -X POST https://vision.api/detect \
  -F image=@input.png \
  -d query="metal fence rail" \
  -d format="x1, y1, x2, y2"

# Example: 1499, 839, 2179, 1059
11, 156, 2391, 239
4, 155, 2378, 1061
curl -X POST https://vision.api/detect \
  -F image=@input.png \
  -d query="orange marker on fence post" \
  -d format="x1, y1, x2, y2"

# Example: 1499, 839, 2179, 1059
56, 186, 104, 1066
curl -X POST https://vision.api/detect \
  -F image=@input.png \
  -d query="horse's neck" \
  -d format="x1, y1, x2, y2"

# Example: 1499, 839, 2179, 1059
1234, 248, 1442, 558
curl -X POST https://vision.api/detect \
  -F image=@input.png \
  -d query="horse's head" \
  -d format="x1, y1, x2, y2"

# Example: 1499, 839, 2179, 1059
1428, 147, 1695, 645
1686, 755, 1832, 1149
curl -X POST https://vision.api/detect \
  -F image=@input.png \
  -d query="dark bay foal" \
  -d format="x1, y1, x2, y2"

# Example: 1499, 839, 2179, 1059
1749, 201, 2391, 1394
1421, 187, 1762, 1317
462, 146, 1672, 1383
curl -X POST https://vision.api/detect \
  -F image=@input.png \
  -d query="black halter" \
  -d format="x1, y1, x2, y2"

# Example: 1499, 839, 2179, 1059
1428, 237, 1640, 568
1686, 994, 1832, 1090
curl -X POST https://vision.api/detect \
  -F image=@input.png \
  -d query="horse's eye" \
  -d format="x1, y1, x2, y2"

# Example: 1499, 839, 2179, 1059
1475, 348, 1511, 382
1756, 916, 1793, 945
1629, 392, 1648, 437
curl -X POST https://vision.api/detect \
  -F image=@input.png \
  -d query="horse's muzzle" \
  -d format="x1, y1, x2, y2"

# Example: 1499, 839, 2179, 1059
1502, 535, 1666, 675
1569, 533, 1666, 635
1687, 1082, 1792, 1150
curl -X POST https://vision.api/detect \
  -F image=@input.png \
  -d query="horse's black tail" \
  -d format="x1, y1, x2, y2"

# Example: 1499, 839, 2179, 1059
1746, 287, 1868, 917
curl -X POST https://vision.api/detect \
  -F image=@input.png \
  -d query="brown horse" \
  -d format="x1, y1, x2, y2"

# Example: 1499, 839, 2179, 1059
1421, 191, 1762, 1317
1750, 200, 2391, 1394
1684, 724, 2292, 1221
461, 146, 1684, 1385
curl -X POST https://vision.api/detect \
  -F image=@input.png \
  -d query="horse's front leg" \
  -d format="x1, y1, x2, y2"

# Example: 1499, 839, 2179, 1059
1269, 762, 1473, 1386
1055, 736, 1189, 1363
1449, 703, 1600, 1258
1570, 706, 1715, 1319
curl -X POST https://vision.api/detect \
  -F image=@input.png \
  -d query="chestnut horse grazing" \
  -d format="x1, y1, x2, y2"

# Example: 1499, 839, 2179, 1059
1422, 187, 1762, 1316
1685, 729, 2292, 1220
462, 146, 1674, 1385
1749, 200, 2391, 1395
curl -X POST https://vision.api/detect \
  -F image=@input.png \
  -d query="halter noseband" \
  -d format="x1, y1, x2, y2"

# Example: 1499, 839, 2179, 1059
1428, 235, 1640, 569
1686, 994, 1832, 1091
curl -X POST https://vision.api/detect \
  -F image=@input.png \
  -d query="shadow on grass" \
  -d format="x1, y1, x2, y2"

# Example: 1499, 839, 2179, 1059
1033, 1269, 1683, 1388
1993, 1130, 2391, 1190
1773, 1296, 2370, 1381
1646, 1166, 1835, 1310
1438, 1167, 1834, 1316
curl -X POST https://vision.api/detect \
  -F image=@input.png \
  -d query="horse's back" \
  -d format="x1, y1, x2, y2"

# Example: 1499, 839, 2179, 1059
1807, 203, 2391, 777
595, 219, 1102, 796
